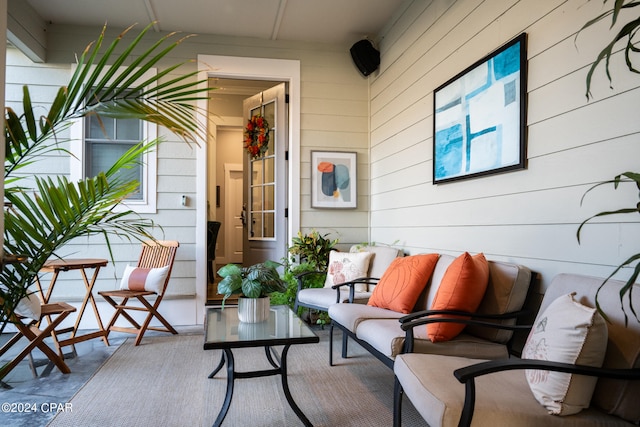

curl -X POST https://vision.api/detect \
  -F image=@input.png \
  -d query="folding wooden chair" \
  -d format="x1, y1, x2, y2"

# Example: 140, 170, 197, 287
0, 298, 76, 380
99, 240, 179, 346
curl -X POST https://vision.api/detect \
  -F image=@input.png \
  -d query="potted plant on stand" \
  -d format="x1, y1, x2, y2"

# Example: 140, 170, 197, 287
217, 260, 288, 323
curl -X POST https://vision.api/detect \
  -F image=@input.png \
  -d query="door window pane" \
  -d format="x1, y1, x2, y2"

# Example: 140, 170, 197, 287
264, 184, 274, 210
263, 212, 274, 238
251, 160, 263, 185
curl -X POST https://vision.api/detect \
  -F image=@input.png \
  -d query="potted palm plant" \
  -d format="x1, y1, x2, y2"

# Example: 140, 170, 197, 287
217, 260, 288, 322
1, 23, 210, 334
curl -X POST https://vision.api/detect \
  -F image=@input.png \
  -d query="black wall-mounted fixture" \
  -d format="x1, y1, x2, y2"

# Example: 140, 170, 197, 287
350, 39, 380, 76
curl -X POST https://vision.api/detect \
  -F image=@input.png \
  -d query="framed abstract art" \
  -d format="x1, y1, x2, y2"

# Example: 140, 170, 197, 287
310, 151, 357, 209
433, 33, 527, 184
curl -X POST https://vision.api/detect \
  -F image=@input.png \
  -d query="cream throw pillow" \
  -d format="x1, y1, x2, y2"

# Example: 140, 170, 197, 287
324, 251, 373, 292
522, 292, 608, 416
14, 292, 42, 320
119, 264, 170, 294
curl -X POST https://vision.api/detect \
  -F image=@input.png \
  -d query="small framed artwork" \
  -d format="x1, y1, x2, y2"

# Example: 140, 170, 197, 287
433, 33, 527, 184
311, 151, 357, 209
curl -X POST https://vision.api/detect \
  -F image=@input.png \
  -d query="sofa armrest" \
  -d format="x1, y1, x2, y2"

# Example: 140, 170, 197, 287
452, 358, 640, 427
399, 310, 531, 353
400, 308, 529, 324
295, 270, 326, 293
331, 277, 380, 303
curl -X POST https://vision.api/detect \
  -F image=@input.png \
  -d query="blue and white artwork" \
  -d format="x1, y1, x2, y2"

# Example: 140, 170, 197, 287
433, 34, 526, 183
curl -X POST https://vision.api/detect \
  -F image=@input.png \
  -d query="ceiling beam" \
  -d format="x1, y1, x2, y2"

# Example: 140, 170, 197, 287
143, 0, 161, 32
7, 0, 47, 62
270, 0, 287, 41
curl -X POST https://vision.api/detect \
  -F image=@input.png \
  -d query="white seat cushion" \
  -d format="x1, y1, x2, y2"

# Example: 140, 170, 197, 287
297, 288, 371, 310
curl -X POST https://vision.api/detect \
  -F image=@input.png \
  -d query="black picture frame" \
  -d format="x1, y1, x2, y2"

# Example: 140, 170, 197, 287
433, 33, 527, 184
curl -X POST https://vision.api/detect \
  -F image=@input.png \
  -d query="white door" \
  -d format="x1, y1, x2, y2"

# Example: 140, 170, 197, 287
225, 165, 243, 264
242, 83, 288, 266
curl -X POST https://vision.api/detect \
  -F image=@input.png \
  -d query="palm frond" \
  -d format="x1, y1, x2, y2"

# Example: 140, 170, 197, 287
3, 24, 211, 333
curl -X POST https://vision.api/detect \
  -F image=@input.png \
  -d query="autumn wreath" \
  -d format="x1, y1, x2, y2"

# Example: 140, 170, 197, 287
243, 114, 270, 159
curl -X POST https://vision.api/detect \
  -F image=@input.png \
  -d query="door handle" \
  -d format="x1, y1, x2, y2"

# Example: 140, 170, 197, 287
240, 203, 247, 227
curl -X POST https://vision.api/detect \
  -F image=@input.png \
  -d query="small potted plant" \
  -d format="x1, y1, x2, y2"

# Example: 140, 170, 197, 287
217, 260, 288, 323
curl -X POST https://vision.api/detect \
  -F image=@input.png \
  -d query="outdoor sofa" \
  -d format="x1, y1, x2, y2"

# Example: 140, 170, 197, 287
328, 252, 533, 368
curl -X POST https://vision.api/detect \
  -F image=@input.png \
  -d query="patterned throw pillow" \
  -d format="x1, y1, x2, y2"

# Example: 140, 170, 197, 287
367, 254, 439, 314
119, 264, 170, 294
324, 251, 373, 291
522, 292, 608, 416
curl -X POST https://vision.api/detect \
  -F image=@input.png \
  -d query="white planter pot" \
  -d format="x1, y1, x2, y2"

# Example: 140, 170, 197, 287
237, 296, 270, 323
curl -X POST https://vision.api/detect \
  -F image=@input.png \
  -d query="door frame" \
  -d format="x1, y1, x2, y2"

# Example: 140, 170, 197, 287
195, 55, 301, 318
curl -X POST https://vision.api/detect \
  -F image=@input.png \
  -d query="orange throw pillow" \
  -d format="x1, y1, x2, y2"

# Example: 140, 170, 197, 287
367, 254, 439, 314
427, 252, 489, 342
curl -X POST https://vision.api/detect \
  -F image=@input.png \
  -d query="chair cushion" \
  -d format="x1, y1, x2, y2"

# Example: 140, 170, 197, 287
395, 353, 624, 427
297, 287, 371, 310
427, 252, 489, 342
522, 292, 608, 416
324, 251, 373, 292
119, 264, 170, 294
329, 303, 404, 332
14, 293, 42, 320
367, 254, 439, 314
356, 318, 509, 360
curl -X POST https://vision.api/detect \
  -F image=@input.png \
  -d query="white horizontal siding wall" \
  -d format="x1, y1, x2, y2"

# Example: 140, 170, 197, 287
6, 24, 370, 326
370, 0, 640, 291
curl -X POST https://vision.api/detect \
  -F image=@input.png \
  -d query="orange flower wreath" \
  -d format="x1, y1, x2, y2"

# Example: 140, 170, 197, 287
244, 115, 270, 159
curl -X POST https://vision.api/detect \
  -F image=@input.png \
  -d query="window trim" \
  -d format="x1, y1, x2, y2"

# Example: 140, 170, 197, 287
69, 66, 158, 214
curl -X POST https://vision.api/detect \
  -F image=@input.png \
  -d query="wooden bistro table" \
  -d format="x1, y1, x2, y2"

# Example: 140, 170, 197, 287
204, 305, 319, 427
36, 258, 110, 355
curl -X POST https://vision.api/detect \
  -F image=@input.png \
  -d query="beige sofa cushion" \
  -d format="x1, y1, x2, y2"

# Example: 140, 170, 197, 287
297, 288, 371, 309
465, 260, 532, 343
356, 318, 508, 360
394, 353, 632, 427
328, 303, 404, 332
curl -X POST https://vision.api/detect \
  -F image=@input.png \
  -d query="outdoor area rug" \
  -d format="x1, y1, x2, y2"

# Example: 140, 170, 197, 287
48, 329, 427, 427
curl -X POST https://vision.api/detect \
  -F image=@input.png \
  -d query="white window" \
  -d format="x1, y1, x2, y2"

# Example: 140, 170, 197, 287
70, 68, 157, 213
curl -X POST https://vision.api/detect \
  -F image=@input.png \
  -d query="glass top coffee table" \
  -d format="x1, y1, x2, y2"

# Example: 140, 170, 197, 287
204, 304, 319, 426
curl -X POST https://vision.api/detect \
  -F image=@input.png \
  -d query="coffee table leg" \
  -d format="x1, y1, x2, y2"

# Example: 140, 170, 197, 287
265, 346, 280, 368
280, 345, 313, 427
209, 352, 226, 378
213, 348, 235, 427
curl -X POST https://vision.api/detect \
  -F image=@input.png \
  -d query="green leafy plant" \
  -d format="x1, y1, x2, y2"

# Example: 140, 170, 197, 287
577, 1, 640, 323
1, 23, 211, 334
270, 259, 323, 312
217, 261, 288, 308
288, 230, 338, 270
580, 0, 640, 99
578, 172, 640, 324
